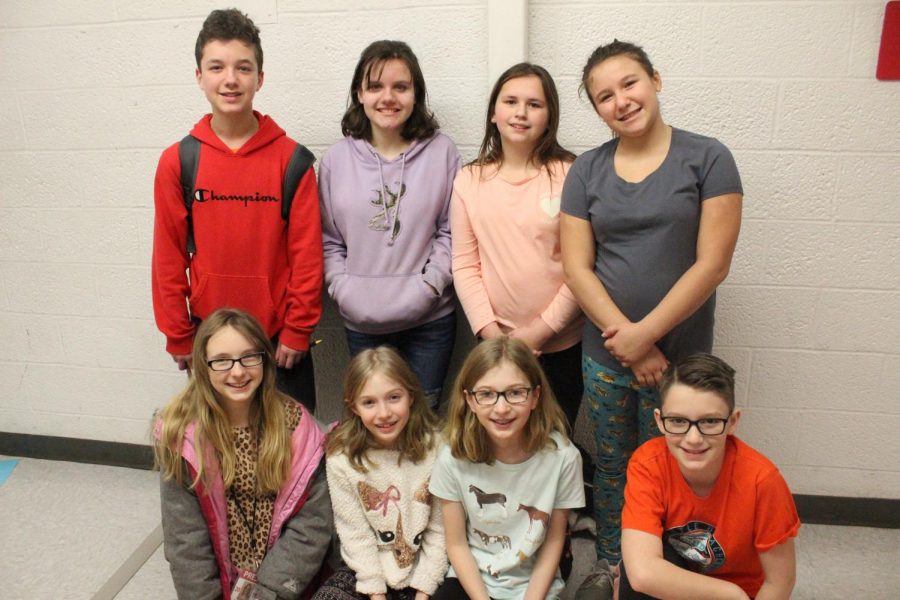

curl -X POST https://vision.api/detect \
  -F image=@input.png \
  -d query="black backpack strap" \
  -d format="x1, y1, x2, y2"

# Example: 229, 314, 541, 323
178, 135, 201, 254
281, 143, 316, 221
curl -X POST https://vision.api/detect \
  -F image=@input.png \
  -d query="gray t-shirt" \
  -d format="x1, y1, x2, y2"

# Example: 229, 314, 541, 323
561, 128, 742, 370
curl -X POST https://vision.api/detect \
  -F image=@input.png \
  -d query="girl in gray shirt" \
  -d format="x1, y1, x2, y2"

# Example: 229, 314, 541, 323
560, 40, 743, 571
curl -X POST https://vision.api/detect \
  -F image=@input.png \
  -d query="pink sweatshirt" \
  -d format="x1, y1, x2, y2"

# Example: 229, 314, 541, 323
451, 161, 582, 353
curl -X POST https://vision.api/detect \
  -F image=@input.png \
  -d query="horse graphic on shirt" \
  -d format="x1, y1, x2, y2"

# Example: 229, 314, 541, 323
517, 504, 550, 542
468, 484, 508, 520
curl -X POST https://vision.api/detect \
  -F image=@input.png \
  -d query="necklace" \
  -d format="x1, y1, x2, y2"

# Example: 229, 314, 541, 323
230, 423, 262, 559
229, 485, 260, 555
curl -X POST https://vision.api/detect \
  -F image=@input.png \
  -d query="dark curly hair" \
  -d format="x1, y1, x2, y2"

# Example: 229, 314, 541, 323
195, 9, 263, 72
341, 40, 439, 142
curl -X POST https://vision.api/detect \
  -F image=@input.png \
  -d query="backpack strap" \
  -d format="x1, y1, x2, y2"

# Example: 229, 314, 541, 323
178, 135, 201, 255
281, 144, 316, 220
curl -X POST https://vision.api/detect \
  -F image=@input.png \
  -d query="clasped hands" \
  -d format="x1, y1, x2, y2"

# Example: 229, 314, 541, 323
603, 321, 668, 387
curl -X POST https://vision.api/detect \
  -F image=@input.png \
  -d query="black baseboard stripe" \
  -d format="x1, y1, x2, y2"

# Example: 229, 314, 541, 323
2, 432, 898, 528
0, 432, 154, 470
794, 494, 899, 529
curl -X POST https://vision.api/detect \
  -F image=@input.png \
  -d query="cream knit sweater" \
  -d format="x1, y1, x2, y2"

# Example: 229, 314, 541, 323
326, 444, 447, 595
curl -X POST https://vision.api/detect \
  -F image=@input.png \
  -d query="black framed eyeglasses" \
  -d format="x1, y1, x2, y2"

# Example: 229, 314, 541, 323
467, 387, 533, 406
659, 416, 730, 436
206, 352, 265, 372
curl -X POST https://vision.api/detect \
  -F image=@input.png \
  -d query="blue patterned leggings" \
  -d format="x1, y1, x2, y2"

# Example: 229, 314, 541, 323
582, 354, 661, 562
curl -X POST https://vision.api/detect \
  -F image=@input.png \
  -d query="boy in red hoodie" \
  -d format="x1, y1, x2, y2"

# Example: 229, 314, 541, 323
152, 9, 322, 410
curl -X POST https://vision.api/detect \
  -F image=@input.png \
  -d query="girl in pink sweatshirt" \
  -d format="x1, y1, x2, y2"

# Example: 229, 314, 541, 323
450, 63, 584, 430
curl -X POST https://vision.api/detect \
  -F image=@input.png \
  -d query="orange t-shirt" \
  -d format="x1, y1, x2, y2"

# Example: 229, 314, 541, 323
622, 436, 800, 597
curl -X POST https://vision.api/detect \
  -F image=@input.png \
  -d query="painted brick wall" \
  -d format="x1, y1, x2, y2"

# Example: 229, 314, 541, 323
530, 0, 900, 497
1, 0, 897, 499
0, 0, 489, 444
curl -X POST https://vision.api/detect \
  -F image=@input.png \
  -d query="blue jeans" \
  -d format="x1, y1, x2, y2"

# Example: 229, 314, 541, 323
583, 354, 661, 562
345, 311, 456, 409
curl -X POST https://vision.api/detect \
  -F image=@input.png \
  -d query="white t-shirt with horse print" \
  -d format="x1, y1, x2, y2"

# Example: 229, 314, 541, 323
429, 432, 584, 599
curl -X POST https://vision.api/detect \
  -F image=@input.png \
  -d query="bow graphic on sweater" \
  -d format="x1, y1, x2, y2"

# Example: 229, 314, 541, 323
358, 482, 401, 516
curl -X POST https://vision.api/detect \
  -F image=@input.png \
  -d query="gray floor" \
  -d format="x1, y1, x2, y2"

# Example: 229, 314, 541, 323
2, 456, 898, 599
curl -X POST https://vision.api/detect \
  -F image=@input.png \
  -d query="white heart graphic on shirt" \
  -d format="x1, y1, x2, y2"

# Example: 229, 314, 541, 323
539, 195, 561, 217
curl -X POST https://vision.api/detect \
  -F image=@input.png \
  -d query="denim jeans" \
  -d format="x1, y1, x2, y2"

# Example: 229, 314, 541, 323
583, 354, 661, 562
345, 311, 456, 409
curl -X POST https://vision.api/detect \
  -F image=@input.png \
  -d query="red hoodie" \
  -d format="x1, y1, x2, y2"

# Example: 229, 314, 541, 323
152, 112, 323, 354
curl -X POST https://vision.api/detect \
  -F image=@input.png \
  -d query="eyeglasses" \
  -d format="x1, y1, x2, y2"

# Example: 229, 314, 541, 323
468, 387, 533, 406
659, 416, 730, 436
206, 352, 265, 372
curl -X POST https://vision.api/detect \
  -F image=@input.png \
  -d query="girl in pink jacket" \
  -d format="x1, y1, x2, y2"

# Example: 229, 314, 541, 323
155, 308, 333, 600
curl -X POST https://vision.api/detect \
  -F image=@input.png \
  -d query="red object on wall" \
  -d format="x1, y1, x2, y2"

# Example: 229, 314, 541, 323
877, 1, 900, 80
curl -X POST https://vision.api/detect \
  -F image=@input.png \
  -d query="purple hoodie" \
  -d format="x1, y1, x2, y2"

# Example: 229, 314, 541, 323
319, 132, 461, 334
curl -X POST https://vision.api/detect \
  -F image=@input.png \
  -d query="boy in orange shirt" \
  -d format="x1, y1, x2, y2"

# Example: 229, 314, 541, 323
619, 353, 799, 600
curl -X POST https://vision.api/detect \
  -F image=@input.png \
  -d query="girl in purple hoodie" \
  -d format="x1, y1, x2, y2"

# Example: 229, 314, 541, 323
319, 40, 461, 409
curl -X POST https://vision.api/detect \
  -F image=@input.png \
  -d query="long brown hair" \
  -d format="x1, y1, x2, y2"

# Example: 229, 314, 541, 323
443, 337, 569, 464
327, 346, 438, 472
154, 309, 292, 494
340, 40, 439, 142
471, 62, 574, 175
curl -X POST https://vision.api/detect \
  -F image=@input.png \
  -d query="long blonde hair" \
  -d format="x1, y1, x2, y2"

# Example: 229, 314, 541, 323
444, 337, 569, 464
327, 346, 438, 472
154, 308, 292, 494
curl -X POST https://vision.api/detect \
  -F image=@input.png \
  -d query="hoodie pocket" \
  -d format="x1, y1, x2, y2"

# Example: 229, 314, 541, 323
334, 273, 439, 330
190, 272, 278, 332
327, 272, 348, 300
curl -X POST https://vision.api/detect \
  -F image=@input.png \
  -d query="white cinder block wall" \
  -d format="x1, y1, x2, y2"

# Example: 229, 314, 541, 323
0, 0, 897, 499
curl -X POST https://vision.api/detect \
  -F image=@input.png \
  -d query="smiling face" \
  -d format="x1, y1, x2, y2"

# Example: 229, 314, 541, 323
491, 74, 549, 152
206, 325, 264, 424
466, 359, 538, 458
351, 371, 412, 450
655, 382, 740, 494
196, 38, 263, 120
357, 58, 415, 141
586, 54, 662, 138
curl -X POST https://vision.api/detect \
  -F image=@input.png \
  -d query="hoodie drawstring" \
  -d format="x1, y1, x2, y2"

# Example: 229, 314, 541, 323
388, 155, 406, 246
374, 151, 406, 247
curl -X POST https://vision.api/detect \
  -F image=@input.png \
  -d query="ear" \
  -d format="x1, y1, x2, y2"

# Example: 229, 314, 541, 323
357, 87, 364, 104
529, 385, 540, 411
257, 70, 264, 91
727, 409, 741, 435
653, 70, 662, 93
653, 407, 664, 432
464, 390, 478, 412
348, 400, 360, 417
195, 68, 202, 86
